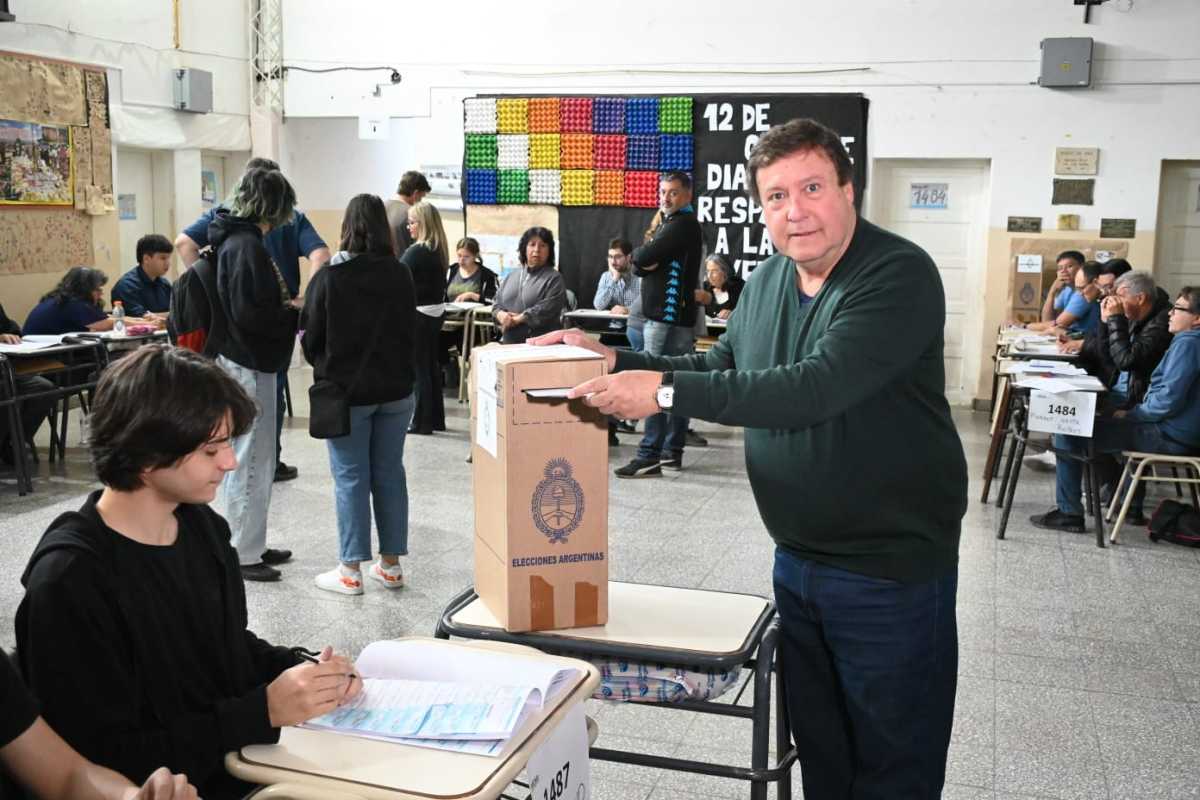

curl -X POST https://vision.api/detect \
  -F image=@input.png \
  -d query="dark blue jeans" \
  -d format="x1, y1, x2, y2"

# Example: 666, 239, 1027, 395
1054, 419, 1193, 516
636, 320, 692, 461
773, 548, 958, 800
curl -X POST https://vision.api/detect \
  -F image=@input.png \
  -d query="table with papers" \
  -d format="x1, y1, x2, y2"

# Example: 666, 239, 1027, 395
225, 638, 600, 800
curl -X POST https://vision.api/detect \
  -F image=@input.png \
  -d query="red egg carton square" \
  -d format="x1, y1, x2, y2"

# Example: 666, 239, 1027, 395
560, 133, 594, 170
593, 134, 627, 170
528, 97, 561, 133
624, 170, 659, 208
560, 97, 594, 133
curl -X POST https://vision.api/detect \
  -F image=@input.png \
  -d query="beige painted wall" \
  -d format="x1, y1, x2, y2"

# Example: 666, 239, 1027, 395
2, 214, 121, 326
300, 207, 464, 295
974, 227, 1156, 403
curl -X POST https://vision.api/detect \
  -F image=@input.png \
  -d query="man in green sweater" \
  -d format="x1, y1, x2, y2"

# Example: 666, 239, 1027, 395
532, 118, 967, 799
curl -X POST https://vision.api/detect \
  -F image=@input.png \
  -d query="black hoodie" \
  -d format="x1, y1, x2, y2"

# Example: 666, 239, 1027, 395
208, 211, 300, 372
15, 492, 300, 799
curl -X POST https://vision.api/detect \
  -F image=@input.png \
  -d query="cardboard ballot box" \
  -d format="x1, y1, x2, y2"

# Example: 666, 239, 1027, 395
470, 343, 609, 632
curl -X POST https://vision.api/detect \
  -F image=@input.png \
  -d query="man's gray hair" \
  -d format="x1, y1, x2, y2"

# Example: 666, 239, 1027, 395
1115, 270, 1155, 300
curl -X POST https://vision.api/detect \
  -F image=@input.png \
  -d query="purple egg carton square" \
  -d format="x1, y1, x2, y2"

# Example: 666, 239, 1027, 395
592, 97, 625, 133
626, 135, 660, 170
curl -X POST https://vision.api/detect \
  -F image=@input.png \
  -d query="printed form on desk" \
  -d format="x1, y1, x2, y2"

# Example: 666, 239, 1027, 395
303, 640, 583, 756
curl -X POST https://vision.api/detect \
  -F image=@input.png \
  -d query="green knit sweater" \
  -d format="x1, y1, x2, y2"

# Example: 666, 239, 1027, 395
615, 218, 967, 582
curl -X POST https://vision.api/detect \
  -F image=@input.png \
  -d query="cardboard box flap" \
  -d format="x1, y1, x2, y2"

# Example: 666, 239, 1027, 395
481, 343, 604, 364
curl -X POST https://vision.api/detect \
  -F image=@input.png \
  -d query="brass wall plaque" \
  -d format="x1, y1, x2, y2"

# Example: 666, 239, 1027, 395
1007, 216, 1042, 233
1099, 218, 1136, 238
1052, 179, 1095, 206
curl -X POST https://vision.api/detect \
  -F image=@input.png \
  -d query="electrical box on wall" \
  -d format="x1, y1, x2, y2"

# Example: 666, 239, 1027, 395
173, 68, 213, 113
1039, 37, 1093, 88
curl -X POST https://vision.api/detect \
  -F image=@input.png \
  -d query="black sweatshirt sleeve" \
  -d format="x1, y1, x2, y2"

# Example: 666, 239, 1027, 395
18, 553, 278, 787
299, 269, 328, 367
631, 216, 690, 274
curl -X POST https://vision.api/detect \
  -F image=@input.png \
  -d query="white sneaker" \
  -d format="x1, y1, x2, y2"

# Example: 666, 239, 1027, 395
367, 559, 405, 589
314, 565, 364, 595
1024, 450, 1057, 472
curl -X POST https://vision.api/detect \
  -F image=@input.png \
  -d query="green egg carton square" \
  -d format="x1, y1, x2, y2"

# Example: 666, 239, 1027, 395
659, 97, 693, 133
498, 169, 529, 203
465, 134, 498, 169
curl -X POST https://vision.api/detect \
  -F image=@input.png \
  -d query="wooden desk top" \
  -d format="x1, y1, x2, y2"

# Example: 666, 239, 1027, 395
227, 639, 599, 800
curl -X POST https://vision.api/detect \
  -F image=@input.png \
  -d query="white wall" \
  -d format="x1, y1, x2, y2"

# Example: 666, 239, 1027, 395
278, 0, 1200, 231
276, 0, 1200, 405
0, 0, 252, 151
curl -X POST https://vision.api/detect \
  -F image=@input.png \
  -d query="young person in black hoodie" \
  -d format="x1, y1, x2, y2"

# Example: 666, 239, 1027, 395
16, 345, 360, 800
302, 194, 418, 594
209, 167, 301, 582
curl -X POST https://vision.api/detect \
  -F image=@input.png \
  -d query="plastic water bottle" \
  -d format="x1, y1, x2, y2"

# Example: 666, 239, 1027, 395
112, 300, 126, 336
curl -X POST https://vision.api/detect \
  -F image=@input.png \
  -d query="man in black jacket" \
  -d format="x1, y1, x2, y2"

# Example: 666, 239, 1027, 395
0, 300, 54, 465
1080, 270, 1172, 408
615, 171, 703, 478
16, 345, 358, 800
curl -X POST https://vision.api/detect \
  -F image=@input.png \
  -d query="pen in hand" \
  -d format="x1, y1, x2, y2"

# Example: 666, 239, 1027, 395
295, 648, 359, 680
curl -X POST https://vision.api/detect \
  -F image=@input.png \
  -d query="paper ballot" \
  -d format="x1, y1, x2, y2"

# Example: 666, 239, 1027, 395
304, 640, 582, 757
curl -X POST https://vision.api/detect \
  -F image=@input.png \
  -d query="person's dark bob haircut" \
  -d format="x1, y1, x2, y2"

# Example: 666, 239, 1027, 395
518, 227, 556, 267
41, 266, 107, 307
1100, 258, 1133, 278
136, 234, 173, 264
229, 167, 297, 229
338, 194, 395, 258
89, 345, 256, 491
746, 118, 854, 204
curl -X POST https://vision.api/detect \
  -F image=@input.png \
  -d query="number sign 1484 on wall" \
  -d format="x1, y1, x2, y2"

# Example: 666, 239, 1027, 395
910, 182, 948, 210
1028, 390, 1097, 438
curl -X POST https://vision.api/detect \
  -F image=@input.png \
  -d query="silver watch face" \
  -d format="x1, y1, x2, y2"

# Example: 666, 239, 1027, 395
657, 386, 674, 408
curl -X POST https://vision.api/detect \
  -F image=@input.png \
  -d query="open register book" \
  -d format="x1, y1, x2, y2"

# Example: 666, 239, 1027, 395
303, 640, 583, 756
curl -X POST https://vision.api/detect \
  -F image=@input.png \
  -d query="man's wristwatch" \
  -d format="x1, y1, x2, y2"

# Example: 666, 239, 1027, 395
655, 371, 675, 411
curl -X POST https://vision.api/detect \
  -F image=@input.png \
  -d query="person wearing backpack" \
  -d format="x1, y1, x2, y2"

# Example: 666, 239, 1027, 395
1033, 286, 1200, 532
208, 168, 301, 581
301, 194, 418, 594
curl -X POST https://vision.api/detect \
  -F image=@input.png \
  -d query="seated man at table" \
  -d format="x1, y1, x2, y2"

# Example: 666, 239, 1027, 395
0, 300, 54, 465
594, 238, 641, 444
1026, 259, 1102, 337
1031, 286, 1200, 532
1038, 250, 1085, 324
1077, 270, 1171, 405
111, 234, 174, 320
23, 267, 116, 335
16, 345, 361, 800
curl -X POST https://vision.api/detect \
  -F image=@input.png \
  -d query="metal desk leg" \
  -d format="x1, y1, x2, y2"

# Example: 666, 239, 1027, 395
773, 628, 793, 800
995, 416, 1022, 511
1086, 442, 1106, 548
997, 409, 1028, 540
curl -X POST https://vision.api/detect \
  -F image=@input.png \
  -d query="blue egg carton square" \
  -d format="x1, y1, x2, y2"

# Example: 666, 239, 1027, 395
593, 97, 625, 133
625, 97, 660, 135
466, 169, 498, 204
659, 135, 694, 170
626, 135, 660, 171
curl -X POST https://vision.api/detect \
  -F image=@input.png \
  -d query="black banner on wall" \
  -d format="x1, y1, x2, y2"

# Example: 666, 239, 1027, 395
558, 206, 657, 303
692, 93, 868, 277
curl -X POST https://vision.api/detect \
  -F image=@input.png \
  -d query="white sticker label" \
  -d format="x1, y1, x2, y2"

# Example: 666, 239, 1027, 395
1028, 389, 1097, 438
526, 702, 590, 800
475, 390, 498, 459
1017, 254, 1043, 274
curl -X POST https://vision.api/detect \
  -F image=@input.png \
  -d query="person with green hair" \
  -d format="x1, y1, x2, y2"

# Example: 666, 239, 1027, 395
209, 167, 301, 582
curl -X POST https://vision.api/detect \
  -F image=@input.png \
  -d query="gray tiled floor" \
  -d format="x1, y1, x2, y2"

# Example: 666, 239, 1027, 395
3, 369, 1200, 799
